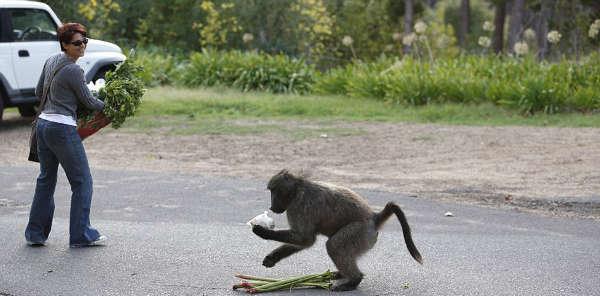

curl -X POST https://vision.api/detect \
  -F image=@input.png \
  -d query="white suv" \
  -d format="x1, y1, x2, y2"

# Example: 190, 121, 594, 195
0, 1, 125, 120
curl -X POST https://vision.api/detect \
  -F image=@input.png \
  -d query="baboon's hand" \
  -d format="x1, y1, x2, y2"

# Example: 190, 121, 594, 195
262, 255, 277, 268
252, 225, 270, 239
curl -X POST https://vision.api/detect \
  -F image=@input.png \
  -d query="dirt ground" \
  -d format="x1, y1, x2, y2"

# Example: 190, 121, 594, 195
2, 114, 599, 219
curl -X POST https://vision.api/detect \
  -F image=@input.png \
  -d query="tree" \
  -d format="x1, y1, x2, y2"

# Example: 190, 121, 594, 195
425, 0, 438, 8
458, 0, 470, 49
40, 0, 82, 22
196, 1, 240, 49
536, 0, 555, 59
492, 0, 507, 54
78, 0, 121, 41
135, 0, 203, 51
508, 0, 526, 54
404, 0, 414, 54
290, 0, 334, 61
232, 0, 294, 53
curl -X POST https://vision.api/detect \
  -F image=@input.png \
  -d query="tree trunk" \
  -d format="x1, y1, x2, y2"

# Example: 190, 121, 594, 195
507, 0, 525, 54
571, 2, 581, 61
536, 0, 554, 60
426, 0, 438, 8
403, 0, 414, 54
492, 1, 507, 54
458, 0, 470, 49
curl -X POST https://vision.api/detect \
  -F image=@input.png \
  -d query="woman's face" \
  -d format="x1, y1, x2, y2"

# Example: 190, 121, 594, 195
62, 32, 87, 60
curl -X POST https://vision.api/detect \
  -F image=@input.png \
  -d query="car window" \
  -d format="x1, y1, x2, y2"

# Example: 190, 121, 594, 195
9, 9, 57, 42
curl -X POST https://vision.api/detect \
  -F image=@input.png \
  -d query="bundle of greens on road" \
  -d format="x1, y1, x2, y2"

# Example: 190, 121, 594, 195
78, 50, 145, 129
232, 270, 333, 293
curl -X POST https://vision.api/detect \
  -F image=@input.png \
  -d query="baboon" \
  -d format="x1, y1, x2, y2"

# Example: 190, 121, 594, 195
252, 170, 423, 292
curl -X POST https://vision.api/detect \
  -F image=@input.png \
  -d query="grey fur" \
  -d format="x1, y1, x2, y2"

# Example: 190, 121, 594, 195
252, 170, 422, 292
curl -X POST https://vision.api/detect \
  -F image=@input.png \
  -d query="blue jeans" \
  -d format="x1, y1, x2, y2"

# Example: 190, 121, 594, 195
25, 118, 101, 245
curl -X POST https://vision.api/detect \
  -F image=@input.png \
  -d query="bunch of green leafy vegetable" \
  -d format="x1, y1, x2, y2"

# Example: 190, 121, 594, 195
232, 270, 333, 293
78, 51, 145, 128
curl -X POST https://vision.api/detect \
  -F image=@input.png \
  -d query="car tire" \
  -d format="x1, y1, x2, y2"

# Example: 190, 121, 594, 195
93, 66, 114, 83
18, 103, 37, 117
0, 95, 4, 121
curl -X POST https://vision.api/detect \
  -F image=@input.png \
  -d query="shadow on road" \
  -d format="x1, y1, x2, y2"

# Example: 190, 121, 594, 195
0, 113, 33, 131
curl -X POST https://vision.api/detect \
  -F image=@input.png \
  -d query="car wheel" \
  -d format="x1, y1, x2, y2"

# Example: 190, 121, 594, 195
18, 104, 37, 117
93, 66, 114, 83
0, 96, 4, 121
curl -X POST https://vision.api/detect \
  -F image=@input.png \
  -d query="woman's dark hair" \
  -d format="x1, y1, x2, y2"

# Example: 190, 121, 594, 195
57, 23, 87, 52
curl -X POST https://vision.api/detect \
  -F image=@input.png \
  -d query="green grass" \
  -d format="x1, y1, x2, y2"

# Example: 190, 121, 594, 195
119, 86, 600, 135
3, 108, 18, 115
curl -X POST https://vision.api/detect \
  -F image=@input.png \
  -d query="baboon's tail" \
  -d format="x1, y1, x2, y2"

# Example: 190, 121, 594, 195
374, 202, 423, 264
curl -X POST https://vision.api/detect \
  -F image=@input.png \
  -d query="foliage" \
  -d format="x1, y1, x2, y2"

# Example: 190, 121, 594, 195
315, 54, 600, 114
195, 1, 240, 49
442, 0, 493, 52
226, 0, 294, 53
132, 47, 184, 87
99, 52, 146, 128
77, 0, 121, 40
325, 0, 397, 62
43, 0, 600, 64
40, 0, 600, 116
290, 0, 334, 62
420, 3, 461, 58
180, 49, 314, 94
134, 0, 203, 51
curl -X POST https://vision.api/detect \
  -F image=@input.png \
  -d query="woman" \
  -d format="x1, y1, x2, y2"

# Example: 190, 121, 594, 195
25, 23, 106, 247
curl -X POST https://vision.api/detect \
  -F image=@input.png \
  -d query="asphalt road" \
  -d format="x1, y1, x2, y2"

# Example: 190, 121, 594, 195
1, 165, 599, 296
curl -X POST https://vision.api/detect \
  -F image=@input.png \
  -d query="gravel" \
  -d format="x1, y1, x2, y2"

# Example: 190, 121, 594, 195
2, 114, 599, 219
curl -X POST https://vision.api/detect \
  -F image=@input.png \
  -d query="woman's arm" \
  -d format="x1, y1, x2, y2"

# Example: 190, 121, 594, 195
66, 65, 105, 111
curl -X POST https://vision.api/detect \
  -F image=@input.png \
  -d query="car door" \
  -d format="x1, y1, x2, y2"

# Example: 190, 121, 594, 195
8, 8, 59, 92
0, 9, 17, 91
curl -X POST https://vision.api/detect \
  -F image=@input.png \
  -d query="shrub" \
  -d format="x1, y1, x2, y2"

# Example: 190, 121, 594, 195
180, 50, 314, 94
132, 47, 183, 87
316, 55, 600, 114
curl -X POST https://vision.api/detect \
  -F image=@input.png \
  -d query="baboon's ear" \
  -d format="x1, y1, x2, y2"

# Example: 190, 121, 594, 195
280, 169, 290, 180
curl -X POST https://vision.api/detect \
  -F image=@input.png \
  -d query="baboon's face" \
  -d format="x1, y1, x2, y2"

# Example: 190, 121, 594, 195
267, 171, 296, 214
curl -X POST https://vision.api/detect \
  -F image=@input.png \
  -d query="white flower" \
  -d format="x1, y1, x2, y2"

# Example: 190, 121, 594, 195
246, 211, 275, 229
513, 41, 529, 56
436, 35, 449, 48
96, 78, 106, 88
523, 28, 536, 40
590, 27, 599, 39
392, 32, 402, 42
342, 35, 353, 47
483, 21, 495, 32
589, 19, 600, 38
547, 30, 562, 44
242, 33, 254, 43
86, 81, 96, 92
87, 79, 106, 93
385, 44, 394, 51
478, 36, 491, 48
414, 21, 427, 34
402, 33, 417, 46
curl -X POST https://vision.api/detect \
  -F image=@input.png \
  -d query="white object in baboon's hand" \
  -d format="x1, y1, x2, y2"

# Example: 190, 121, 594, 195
247, 211, 275, 229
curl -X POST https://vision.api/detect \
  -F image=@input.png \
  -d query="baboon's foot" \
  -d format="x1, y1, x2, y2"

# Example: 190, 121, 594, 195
331, 271, 344, 280
262, 255, 277, 267
331, 278, 362, 292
